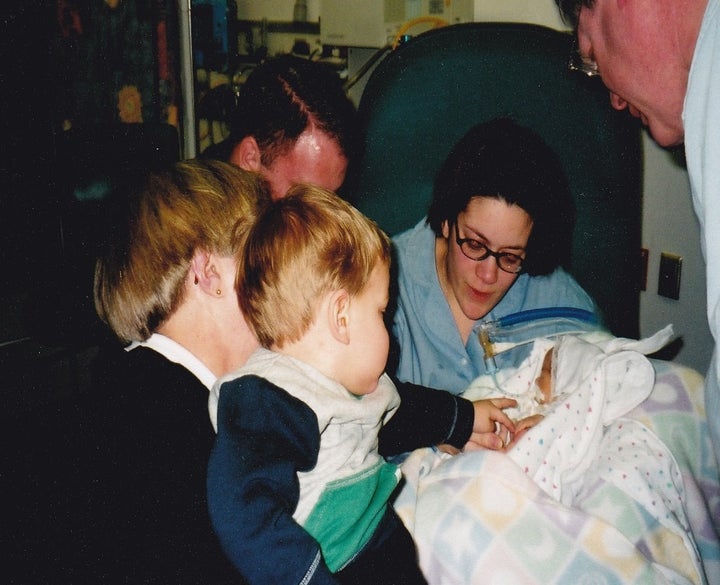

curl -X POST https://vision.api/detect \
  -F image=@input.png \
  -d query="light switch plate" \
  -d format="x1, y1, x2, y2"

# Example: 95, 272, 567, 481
658, 252, 682, 300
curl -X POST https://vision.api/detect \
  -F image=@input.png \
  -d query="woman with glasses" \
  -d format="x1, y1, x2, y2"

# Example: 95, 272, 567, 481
390, 117, 599, 395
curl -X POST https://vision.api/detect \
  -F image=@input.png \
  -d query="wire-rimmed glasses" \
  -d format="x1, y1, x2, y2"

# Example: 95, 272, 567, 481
568, 38, 600, 77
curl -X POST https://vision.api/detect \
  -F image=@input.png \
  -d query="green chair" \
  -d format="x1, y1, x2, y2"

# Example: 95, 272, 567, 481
346, 22, 642, 338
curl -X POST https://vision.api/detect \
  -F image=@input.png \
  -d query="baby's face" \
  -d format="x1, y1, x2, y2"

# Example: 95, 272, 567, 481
535, 349, 553, 403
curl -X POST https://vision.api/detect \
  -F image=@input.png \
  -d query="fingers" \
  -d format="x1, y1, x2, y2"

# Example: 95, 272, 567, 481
472, 399, 517, 434
464, 431, 504, 451
489, 397, 518, 410
503, 415, 544, 451
464, 402, 545, 453
504, 428, 528, 451
436, 443, 461, 456
489, 407, 516, 433
515, 414, 544, 433
459, 414, 546, 453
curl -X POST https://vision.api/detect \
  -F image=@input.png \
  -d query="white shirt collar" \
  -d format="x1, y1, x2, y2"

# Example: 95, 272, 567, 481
128, 333, 217, 391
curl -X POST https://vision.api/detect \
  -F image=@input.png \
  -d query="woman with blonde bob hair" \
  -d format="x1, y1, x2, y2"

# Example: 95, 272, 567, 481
74, 159, 269, 584
95, 159, 264, 357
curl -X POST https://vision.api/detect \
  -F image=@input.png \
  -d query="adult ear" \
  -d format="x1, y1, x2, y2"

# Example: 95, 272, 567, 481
229, 136, 262, 171
441, 219, 451, 239
327, 289, 351, 345
190, 249, 223, 297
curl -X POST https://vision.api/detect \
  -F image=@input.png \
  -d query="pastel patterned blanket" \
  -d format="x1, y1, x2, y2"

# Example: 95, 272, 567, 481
394, 360, 720, 584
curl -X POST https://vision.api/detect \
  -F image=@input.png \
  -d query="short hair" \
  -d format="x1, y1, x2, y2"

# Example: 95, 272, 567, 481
227, 55, 357, 167
94, 159, 269, 343
238, 184, 390, 348
555, 0, 594, 28
427, 117, 575, 275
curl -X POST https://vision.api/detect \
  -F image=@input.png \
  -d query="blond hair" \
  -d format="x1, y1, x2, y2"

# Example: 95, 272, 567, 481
94, 159, 268, 343
238, 184, 390, 348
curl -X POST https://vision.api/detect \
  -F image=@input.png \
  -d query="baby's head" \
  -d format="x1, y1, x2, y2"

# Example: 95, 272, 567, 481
237, 184, 391, 394
535, 348, 554, 404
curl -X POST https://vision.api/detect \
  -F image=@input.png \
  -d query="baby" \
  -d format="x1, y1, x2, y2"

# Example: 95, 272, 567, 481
465, 338, 556, 416
464, 325, 675, 451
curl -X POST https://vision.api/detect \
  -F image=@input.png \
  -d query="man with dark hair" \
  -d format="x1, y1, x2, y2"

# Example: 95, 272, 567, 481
202, 55, 357, 200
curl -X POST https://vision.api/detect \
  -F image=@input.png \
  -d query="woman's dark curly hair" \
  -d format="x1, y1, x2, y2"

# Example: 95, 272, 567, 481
427, 118, 575, 276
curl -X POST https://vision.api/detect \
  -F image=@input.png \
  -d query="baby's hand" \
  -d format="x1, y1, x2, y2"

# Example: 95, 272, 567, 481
503, 414, 545, 451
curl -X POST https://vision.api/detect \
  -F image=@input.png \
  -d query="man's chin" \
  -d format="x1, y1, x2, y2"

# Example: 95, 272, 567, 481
647, 121, 685, 148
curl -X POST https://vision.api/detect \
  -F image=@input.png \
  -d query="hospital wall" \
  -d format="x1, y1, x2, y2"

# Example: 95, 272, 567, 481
238, 0, 714, 374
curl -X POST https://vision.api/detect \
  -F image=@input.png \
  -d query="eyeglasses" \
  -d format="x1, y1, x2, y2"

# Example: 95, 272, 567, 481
568, 38, 600, 77
454, 222, 524, 274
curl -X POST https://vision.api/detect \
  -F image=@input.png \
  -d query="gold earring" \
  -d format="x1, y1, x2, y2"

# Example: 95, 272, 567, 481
216, 289, 222, 296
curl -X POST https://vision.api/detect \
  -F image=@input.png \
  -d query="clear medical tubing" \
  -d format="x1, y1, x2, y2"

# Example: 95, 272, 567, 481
492, 307, 598, 329
477, 307, 600, 373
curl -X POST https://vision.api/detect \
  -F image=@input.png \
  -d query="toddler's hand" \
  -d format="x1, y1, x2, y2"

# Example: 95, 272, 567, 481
472, 398, 516, 434
462, 398, 517, 451
463, 430, 505, 451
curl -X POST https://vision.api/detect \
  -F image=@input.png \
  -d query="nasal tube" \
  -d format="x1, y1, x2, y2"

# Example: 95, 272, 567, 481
478, 325, 497, 373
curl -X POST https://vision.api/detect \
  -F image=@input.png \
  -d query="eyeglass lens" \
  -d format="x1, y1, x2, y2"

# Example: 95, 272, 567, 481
568, 39, 599, 77
455, 223, 523, 273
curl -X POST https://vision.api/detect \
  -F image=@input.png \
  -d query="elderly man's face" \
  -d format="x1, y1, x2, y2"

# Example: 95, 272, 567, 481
575, 0, 690, 146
